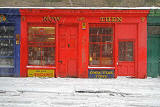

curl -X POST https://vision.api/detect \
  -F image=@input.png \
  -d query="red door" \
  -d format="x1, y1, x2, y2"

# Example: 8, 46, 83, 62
58, 24, 78, 77
116, 24, 137, 77
117, 40, 135, 76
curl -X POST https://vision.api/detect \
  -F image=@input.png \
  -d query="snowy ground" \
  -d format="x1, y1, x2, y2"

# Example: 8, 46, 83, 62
0, 77, 160, 107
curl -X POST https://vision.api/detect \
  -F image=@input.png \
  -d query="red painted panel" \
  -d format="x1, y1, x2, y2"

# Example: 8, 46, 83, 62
20, 18, 28, 77
78, 22, 89, 78
137, 20, 147, 78
117, 24, 137, 39
20, 9, 150, 17
118, 62, 135, 76
58, 24, 78, 77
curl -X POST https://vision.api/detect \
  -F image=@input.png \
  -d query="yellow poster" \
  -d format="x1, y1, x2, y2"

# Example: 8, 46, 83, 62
28, 69, 54, 77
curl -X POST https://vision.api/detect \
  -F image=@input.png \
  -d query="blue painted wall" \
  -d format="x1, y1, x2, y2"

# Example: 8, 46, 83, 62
0, 9, 20, 77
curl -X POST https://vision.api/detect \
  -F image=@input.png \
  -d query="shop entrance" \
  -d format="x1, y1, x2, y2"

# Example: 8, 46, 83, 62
58, 24, 78, 77
116, 24, 137, 77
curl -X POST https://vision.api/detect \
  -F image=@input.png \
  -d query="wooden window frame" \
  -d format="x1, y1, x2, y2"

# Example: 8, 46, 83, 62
89, 24, 114, 67
118, 40, 135, 62
27, 23, 56, 66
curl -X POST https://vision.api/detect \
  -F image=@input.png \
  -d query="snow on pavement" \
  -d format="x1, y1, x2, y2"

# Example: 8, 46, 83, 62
0, 77, 160, 107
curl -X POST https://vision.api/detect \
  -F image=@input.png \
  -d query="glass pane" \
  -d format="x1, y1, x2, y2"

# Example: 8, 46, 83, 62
89, 27, 98, 34
119, 41, 134, 61
119, 42, 125, 61
102, 44, 113, 57
100, 27, 113, 34
28, 27, 55, 43
28, 47, 41, 65
101, 44, 113, 65
89, 44, 100, 65
126, 42, 134, 61
148, 26, 160, 35
102, 36, 113, 42
0, 40, 14, 56
89, 36, 101, 42
42, 47, 55, 65
0, 26, 14, 39
0, 58, 13, 67
89, 27, 113, 35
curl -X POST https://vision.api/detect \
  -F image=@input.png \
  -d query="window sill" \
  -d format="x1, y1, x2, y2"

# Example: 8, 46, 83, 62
26, 65, 56, 69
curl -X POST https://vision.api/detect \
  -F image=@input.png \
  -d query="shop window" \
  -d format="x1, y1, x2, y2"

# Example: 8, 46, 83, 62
119, 41, 134, 61
28, 26, 55, 66
0, 26, 14, 67
89, 25, 113, 66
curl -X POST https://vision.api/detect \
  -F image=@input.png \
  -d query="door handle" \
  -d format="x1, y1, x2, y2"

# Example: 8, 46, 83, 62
117, 62, 119, 65
58, 60, 63, 64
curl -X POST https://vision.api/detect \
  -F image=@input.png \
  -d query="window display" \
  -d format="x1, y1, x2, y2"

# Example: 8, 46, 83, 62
28, 26, 55, 66
89, 25, 113, 66
0, 26, 14, 67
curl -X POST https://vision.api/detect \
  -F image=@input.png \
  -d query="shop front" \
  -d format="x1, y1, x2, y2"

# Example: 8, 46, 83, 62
147, 9, 160, 78
20, 9, 149, 78
0, 9, 20, 77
